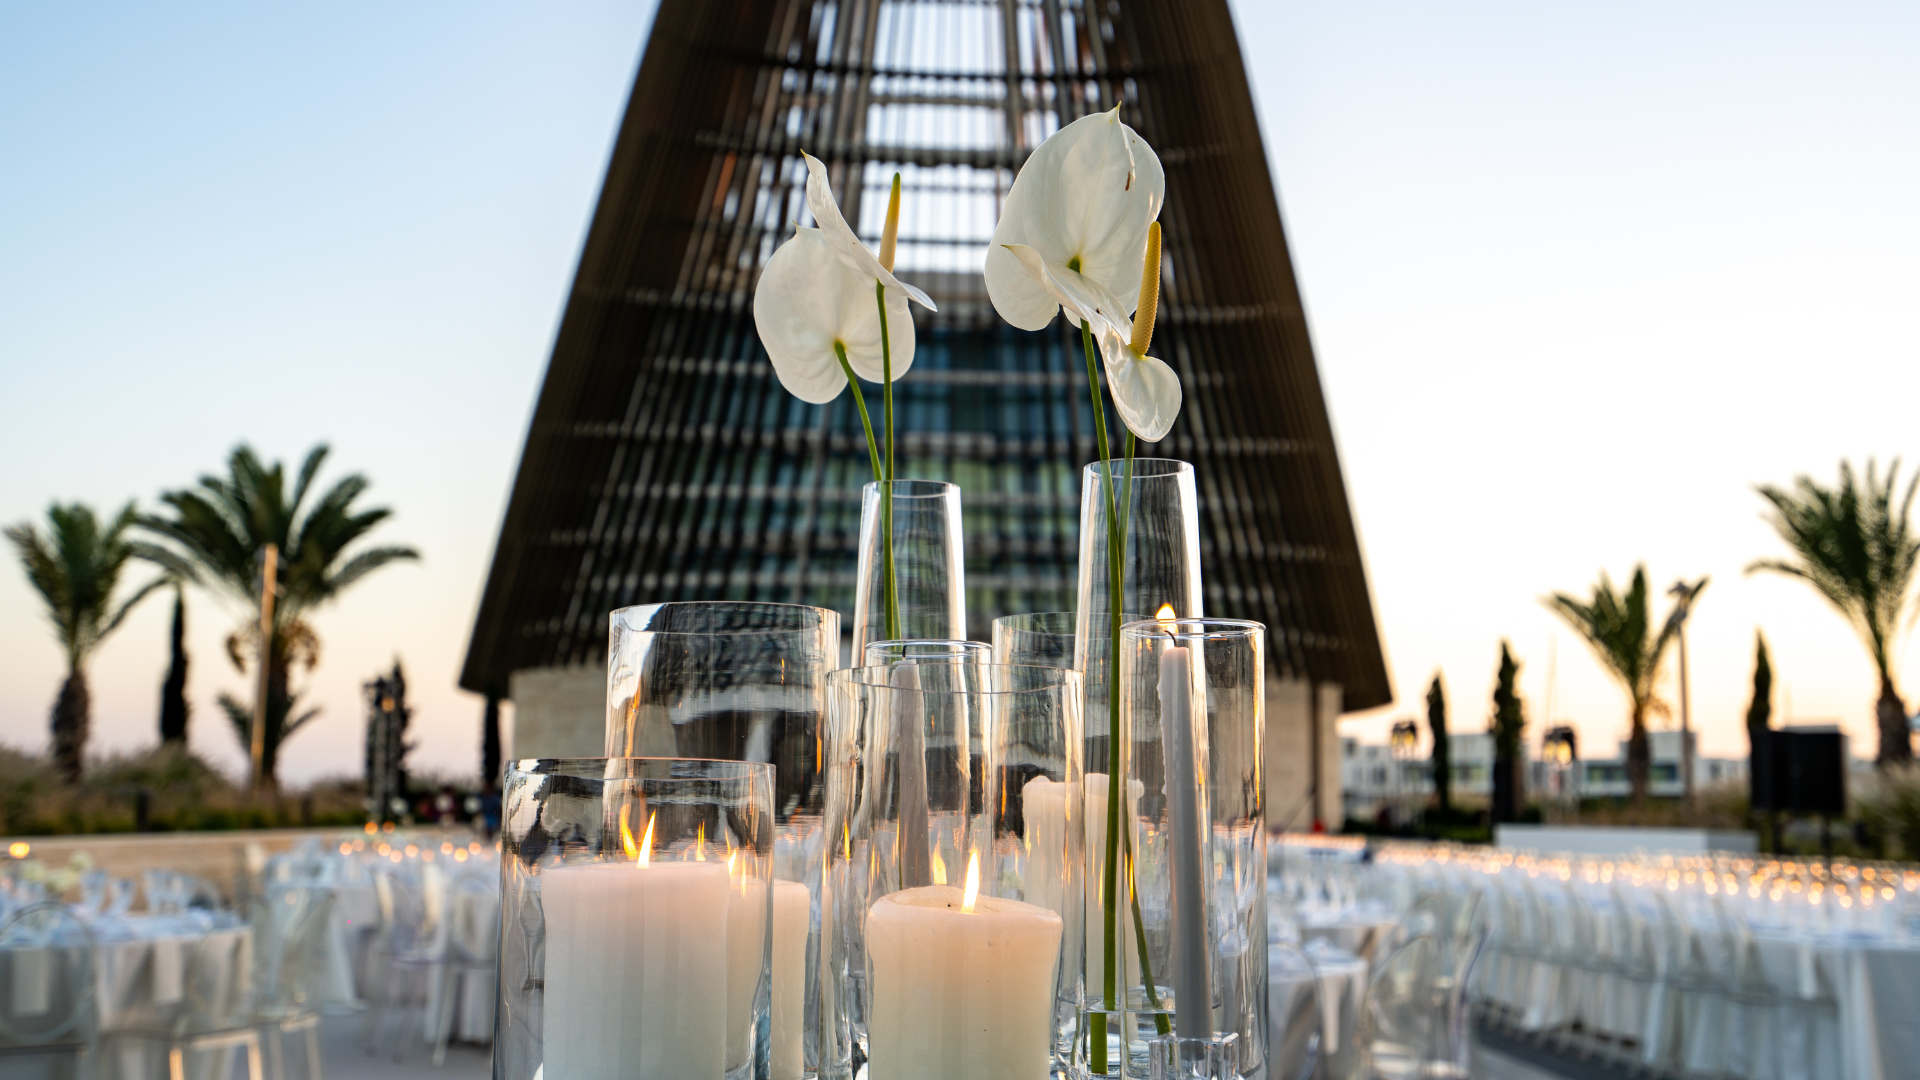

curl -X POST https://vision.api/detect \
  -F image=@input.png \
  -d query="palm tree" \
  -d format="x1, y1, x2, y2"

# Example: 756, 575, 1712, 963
1749, 459, 1918, 766
1545, 565, 1693, 808
138, 444, 419, 786
5, 503, 168, 782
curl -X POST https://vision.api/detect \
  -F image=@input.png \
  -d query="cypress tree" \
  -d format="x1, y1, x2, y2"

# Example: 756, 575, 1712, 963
1746, 632, 1773, 744
1427, 674, 1451, 816
159, 585, 190, 743
1492, 641, 1526, 823
1747, 632, 1776, 850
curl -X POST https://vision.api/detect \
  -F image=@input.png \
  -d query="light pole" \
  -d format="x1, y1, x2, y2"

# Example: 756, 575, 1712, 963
1667, 577, 1708, 815
1543, 725, 1578, 820
1389, 719, 1419, 828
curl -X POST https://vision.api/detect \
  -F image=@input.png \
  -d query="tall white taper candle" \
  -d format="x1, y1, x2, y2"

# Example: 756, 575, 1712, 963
1160, 636, 1211, 1039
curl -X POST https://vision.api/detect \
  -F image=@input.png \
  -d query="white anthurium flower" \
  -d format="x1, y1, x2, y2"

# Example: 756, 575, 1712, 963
802, 152, 937, 315
1002, 243, 1181, 442
983, 108, 1165, 332
753, 226, 916, 404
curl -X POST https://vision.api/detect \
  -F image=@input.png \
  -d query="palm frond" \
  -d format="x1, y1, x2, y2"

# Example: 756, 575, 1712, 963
101, 575, 173, 639
1750, 459, 1920, 679
326, 545, 421, 595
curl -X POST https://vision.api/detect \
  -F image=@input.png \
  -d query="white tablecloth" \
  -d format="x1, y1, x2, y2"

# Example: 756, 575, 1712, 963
1269, 942, 1367, 1079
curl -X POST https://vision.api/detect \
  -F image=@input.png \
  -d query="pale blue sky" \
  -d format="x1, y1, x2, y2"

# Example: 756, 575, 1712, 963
2, 2, 1916, 784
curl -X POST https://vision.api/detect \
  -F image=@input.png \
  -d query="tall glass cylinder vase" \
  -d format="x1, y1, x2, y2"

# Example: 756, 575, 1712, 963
824, 664, 1084, 1080
851, 480, 965, 658
495, 758, 776, 1080
606, 602, 841, 1080
1114, 619, 1267, 1080
1075, 459, 1202, 1078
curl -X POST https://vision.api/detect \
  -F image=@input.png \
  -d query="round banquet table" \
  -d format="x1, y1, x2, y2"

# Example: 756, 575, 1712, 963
0, 914, 252, 1079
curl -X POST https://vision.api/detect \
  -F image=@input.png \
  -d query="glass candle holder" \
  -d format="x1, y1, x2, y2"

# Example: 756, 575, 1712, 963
825, 664, 1084, 1080
495, 758, 776, 1080
852, 480, 965, 658
1104, 618, 1267, 1080
992, 613, 1079, 670
607, 601, 843, 1080
862, 639, 993, 668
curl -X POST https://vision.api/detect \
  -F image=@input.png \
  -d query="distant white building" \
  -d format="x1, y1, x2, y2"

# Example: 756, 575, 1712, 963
1341, 728, 1747, 821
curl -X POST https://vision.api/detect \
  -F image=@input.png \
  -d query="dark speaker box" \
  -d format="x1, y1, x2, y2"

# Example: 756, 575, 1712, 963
1751, 729, 1847, 816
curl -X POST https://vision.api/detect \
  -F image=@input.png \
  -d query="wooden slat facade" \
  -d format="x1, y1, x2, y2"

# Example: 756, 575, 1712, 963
459, 0, 1393, 710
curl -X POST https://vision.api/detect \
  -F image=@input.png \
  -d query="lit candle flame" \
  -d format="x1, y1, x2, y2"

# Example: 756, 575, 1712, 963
696, 822, 708, 861
931, 849, 948, 885
961, 850, 980, 913
621, 809, 656, 866
1156, 603, 1177, 625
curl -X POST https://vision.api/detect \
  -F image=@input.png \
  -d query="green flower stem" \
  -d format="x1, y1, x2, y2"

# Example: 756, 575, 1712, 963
876, 283, 900, 640
834, 342, 884, 487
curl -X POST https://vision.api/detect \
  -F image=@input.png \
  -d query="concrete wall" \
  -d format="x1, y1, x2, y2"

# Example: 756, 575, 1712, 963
1494, 824, 1758, 854
1263, 678, 1345, 832
507, 665, 605, 760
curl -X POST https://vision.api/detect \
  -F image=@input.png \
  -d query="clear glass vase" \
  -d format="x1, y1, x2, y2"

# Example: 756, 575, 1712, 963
992, 612, 1078, 670
605, 602, 841, 1079
1074, 459, 1204, 1079
495, 758, 777, 1080
862, 638, 993, 668
851, 480, 965, 658
1111, 618, 1267, 1080
824, 663, 1084, 1080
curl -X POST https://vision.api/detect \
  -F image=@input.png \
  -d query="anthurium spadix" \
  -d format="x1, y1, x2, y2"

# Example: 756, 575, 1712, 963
983, 107, 1164, 333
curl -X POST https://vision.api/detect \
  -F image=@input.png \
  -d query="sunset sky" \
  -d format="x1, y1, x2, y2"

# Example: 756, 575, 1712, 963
2, 1, 1916, 784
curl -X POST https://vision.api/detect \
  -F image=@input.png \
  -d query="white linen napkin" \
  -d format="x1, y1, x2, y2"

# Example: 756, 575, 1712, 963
10, 948, 51, 1017
151, 938, 184, 1005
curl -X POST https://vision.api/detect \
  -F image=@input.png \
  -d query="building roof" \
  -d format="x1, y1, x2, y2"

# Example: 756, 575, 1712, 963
459, 0, 1392, 709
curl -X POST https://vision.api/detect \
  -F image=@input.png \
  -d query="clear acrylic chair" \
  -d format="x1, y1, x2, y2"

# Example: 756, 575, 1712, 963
1267, 940, 1323, 1080
0, 902, 98, 1078
108, 917, 264, 1080
1359, 934, 1439, 1080
429, 874, 497, 1064
250, 885, 335, 1080
366, 864, 453, 1061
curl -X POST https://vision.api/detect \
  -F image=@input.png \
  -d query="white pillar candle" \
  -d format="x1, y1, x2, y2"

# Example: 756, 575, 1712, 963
771, 879, 810, 1080
1084, 772, 1143, 1007
543, 861, 730, 1080
1020, 775, 1070, 915
726, 872, 771, 1074
865, 871, 1064, 1080
1159, 638, 1212, 1038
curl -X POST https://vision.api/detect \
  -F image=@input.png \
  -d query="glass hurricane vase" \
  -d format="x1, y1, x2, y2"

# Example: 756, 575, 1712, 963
1115, 618, 1267, 1080
494, 758, 776, 1080
605, 601, 842, 1080
824, 663, 1084, 1080
851, 480, 965, 658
